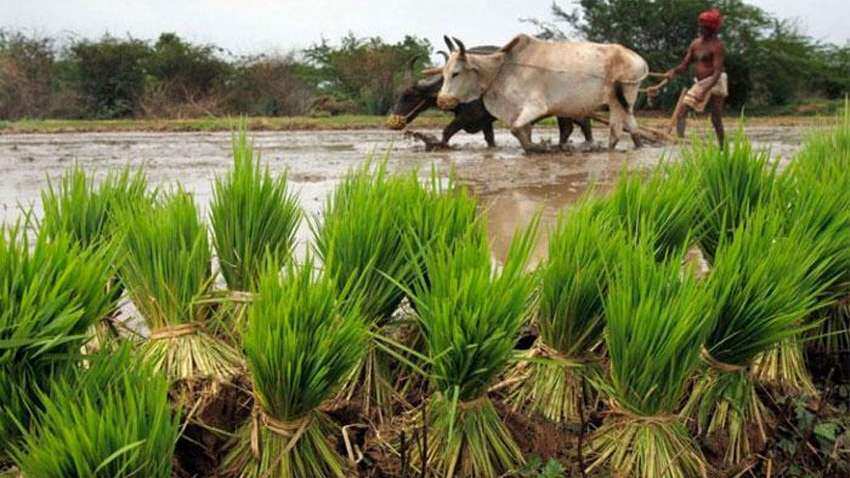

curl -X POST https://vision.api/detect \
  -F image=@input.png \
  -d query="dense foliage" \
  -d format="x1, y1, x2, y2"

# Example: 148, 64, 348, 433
0, 30, 430, 119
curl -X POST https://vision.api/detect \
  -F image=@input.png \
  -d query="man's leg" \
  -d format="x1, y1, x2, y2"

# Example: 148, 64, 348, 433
709, 95, 725, 147
675, 107, 689, 138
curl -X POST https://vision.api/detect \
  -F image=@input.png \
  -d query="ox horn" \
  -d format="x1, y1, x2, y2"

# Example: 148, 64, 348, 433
452, 37, 466, 57
404, 55, 419, 81
421, 67, 443, 77
437, 50, 449, 63
443, 35, 455, 52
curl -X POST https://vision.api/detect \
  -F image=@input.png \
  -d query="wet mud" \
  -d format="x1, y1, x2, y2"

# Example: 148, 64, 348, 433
0, 125, 810, 261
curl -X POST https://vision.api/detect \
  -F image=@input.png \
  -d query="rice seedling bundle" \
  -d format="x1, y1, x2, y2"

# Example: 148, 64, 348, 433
679, 132, 780, 261
210, 129, 302, 294
602, 167, 700, 261
508, 198, 621, 422
312, 162, 482, 417
750, 165, 850, 393
685, 208, 833, 465
590, 233, 710, 478
223, 259, 367, 478
409, 219, 538, 477
781, 114, 850, 366
0, 225, 116, 452
39, 165, 152, 343
11, 344, 180, 478
118, 190, 241, 389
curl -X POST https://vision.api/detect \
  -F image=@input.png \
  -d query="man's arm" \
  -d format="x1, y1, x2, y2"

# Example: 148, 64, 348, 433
666, 41, 695, 79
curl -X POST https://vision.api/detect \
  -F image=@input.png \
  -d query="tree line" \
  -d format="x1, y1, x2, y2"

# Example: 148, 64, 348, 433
0, 0, 847, 121
0, 30, 431, 120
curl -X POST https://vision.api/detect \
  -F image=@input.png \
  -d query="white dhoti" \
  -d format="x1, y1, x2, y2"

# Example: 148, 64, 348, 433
683, 72, 728, 112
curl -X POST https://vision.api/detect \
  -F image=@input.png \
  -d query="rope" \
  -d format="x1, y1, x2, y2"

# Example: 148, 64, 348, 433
535, 341, 599, 368
700, 346, 747, 373
250, 406, 313, 459
607, 401, 680, 426
457, 395, 489, 412
404, 99, 430, 122
149, 323, 202, 340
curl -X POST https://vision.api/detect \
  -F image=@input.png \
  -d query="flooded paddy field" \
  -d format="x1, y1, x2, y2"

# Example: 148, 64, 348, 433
0, 125, 811, 260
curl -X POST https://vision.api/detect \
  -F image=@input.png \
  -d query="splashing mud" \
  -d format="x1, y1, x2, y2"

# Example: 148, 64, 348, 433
0, 125, 811, 260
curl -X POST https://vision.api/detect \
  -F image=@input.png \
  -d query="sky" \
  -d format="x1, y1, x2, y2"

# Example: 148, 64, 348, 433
3, 0, 849, 56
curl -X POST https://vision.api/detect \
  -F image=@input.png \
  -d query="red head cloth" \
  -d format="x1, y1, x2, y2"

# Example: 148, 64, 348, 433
698, 9, 723, 32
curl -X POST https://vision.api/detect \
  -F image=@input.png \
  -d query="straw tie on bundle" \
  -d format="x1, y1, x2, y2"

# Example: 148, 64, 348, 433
606, 401, 680, 426
149, 322, 203, 340
457, 396, 489, 412
250, 407, 312, 459
535, 341, 599, 368
699, 346, 746, 374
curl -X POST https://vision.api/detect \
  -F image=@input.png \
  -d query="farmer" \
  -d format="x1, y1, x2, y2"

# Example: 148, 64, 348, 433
663, 8, 728, 145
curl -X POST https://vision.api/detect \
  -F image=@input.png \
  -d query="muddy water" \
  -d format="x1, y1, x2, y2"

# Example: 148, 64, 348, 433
0, 126, 808, 261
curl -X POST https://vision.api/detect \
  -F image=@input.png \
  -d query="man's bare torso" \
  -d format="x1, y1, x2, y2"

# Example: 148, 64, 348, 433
688, 37, 724, 80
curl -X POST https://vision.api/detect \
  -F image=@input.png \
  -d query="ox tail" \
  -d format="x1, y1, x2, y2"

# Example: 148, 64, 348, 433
614, 82, 630, 111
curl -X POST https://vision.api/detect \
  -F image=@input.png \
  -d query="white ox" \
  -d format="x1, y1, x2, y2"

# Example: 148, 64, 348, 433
436, 34, 649, 152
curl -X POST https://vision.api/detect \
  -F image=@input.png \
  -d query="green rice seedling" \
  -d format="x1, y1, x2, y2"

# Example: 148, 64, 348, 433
403, 168, 485, 290
785, 106, 850, 182
210, 129, 302, 294
11, 344, 180, 478
782, 114, 850, 370
40, 164, 151, 249
313, 161, 420, 321
223, 258, 367, 478
589, 231, 710, 478
0, 224, 116, 453
508, 198, 621, 422
684, 208, 833, 465
118, 190, 241, 390
313, 161, 481, 418
750, 169, 850, 394
602, 166, 700, 261
40, 165, 153, 344
407, 217, 538, 477
679, 132, 780, 261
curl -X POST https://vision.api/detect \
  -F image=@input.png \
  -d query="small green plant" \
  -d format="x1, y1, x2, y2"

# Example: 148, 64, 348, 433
10, 344, 180, 478
590, 232, 710, 478
679, 132, 780, 260
409, 218, 539, 477
509, 198, 621, 422
686, 208, 833, 465
602, 166, 700, 261
40, 165, 153, 342
0, 224, 116, 452
210, 128, 302, 293
313, 161, 482, 419
783, 113, 850, 369
223, 258, 367, 478
40, 164, 151, 248
118, 190, 241, 388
